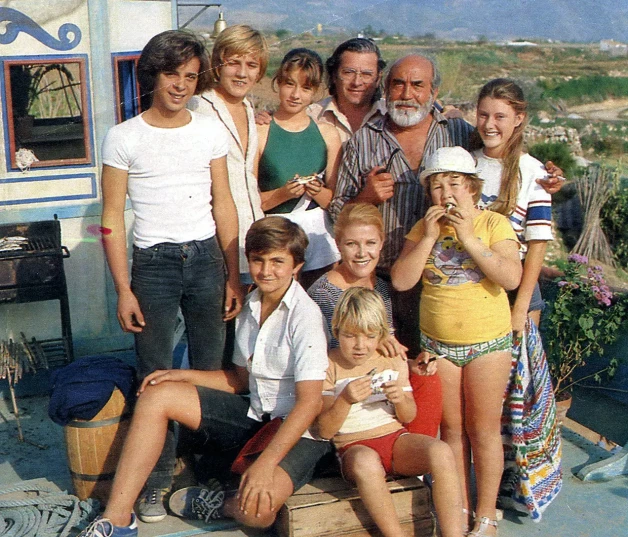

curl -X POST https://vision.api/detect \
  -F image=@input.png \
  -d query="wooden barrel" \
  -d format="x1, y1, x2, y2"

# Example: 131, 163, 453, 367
64, 387, 131, 503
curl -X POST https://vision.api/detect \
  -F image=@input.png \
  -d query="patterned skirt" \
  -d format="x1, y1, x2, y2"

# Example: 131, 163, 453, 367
500, 318, 563, 521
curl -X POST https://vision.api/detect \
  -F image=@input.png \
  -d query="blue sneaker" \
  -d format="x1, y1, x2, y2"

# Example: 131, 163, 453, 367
169, 486, 224, 522
77, 514, 138, 537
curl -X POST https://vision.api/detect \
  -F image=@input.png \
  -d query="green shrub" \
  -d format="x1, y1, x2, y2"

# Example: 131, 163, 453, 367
541, 76, 628, 105
544, 255, 626, 396
600, 185, 628, 267
528, 142, 578, 178
275, 29, 291, 40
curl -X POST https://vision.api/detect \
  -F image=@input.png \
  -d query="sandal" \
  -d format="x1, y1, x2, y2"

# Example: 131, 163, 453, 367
468, 516, 498, 537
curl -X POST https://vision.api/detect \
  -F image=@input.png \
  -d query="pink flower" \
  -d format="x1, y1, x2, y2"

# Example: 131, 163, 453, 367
568, 254, 589, 264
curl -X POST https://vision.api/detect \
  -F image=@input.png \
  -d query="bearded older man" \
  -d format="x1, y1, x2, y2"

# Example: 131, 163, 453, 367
328, 54, 473, 355
329, 54, 473, 268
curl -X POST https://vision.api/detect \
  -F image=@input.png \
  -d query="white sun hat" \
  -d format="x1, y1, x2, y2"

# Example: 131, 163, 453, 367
419, 146, 478, 187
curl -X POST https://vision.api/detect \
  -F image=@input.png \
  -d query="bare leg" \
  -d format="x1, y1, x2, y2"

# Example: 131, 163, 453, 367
223, 466, 294, 528
393, 434, 463, 537
529, 309, 541, 328
103, 383, 202, 527
342, 446, 405, 537
438, 361, 473, 513
464, 351, 512, 535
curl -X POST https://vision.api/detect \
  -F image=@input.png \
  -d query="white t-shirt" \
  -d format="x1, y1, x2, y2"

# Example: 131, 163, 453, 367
474, 150, 553, 258
102, 111, 229, 248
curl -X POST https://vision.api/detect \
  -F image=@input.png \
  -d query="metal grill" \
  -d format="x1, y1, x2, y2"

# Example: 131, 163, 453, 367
0, 217, 73, 363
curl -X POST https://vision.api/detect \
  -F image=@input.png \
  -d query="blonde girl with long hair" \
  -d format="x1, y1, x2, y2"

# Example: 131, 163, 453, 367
472, 78, 554, 332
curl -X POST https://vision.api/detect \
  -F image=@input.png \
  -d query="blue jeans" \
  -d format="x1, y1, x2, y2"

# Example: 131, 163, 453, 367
507, 282, 546, 312
131, 235, 226, 489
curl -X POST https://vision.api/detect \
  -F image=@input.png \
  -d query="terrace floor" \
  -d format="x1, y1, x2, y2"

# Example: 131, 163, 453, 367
2, 363, 628, 537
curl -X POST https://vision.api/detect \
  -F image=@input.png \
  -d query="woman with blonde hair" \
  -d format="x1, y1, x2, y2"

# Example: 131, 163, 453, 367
309, 203, 442, 438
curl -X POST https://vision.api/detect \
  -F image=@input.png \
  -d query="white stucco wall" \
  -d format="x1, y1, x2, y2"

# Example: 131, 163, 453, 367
0, 0, 173, 357
109, 0, 172, 52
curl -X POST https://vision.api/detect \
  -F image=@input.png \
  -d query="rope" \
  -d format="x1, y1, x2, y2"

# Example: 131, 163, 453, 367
0, 483, 99, 537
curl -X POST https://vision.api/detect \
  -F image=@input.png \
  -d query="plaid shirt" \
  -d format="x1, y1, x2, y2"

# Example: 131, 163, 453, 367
329, 109, 474, 269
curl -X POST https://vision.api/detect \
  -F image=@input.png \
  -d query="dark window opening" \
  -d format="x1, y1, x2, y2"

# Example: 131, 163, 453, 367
4, 58, 91, 169
114, 55, 145, 123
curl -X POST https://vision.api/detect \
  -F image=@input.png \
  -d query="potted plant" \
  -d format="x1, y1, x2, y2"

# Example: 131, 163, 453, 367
9, 63, 72, 139
544, 254, 626, 420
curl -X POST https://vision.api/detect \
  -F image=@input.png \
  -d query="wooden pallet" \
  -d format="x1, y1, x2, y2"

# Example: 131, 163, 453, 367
276, 476, 434, 537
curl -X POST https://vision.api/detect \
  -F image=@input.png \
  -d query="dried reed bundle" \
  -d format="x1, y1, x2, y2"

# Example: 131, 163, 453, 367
572, 164, 617, 267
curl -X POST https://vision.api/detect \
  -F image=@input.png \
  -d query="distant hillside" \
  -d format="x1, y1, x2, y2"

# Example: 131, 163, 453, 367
184, 0, 628, 42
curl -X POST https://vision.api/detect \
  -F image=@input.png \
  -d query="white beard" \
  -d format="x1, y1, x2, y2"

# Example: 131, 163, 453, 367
387, 95, 434, 127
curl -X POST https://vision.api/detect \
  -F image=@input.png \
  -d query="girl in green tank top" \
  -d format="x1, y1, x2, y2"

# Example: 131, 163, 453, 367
255, 48, 342, 287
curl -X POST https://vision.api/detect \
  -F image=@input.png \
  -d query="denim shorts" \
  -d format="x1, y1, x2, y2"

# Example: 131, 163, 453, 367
196, 386, 331, 492
507, 282, 545, 312
528, 282, 546, 312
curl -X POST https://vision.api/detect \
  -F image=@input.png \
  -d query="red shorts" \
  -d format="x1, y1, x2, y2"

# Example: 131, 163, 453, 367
337, 429, 408, 475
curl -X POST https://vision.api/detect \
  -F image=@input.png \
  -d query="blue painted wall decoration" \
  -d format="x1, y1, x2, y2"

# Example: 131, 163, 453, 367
0, 7, 81, 50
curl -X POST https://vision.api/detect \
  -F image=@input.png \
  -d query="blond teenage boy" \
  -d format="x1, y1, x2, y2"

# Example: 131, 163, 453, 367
188, 25, 269, 283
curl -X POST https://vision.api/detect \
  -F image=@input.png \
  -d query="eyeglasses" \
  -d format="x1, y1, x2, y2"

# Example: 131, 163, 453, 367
337, 68, 378, 84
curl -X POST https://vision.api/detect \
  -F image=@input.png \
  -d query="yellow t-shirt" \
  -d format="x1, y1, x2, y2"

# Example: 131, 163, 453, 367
406, 210, 517, 345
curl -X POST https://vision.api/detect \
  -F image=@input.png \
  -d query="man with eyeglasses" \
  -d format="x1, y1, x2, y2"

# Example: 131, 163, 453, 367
257, 38, 386, 140
328, 54, 473, 357
307, 37, 387, 144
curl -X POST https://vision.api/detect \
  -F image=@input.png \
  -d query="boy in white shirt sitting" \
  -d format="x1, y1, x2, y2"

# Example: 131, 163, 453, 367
79, 217, 330, 537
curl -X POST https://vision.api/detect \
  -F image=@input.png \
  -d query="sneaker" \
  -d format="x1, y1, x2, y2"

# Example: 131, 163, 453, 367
169, 486, 225, 522
137, 487, 168, 523
77, 515, 138, 537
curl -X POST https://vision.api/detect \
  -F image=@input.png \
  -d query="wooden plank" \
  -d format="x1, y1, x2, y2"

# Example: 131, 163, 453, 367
277, 477, 434, 537
286, 478, 424, 508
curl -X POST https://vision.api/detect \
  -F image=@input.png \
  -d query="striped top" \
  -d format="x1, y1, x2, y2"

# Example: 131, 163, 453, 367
329, 109, 474, 269
307, 273, 394, 348
474, 150, 553, 258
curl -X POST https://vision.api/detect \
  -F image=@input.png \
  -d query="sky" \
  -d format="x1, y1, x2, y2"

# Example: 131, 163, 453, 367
184, 0, 628, 43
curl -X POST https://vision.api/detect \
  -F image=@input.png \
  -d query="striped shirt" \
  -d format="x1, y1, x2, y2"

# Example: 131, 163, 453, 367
307, 273, 394, 348
474, 151, 553, 259
329, 109, 474, 269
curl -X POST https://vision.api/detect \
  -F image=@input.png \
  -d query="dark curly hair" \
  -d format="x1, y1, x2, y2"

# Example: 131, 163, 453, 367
325, 38, 386, 101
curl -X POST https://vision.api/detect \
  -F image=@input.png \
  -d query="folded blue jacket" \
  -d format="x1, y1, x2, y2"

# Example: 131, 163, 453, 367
48, 356, 136, 425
